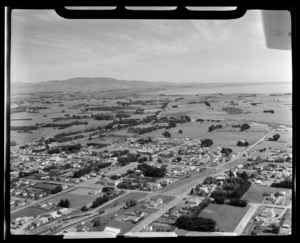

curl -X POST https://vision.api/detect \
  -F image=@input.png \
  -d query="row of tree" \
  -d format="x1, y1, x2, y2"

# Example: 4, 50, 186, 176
271, 179, 292, 189
208, 124, 223, 132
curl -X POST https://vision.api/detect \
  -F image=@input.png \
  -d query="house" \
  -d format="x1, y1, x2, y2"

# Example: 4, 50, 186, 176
279, 191, 286, 196
103, 226, 120, 236
31, 219, 43, 228
158, 178, 171, 186
39, 217, 49, 224
58, 208, 71, 215
265, 195, 276, 203
184, 197, 202, 206
88, 189, 102, 195
147, 182, 162, 191
40, 203, 48, 208
16, 201, 26, 207
216, 176, 226, 181
61, 185, 68, 190
147, 198, 164, 207
260, 208, 276, 218
255, 180, 263, 185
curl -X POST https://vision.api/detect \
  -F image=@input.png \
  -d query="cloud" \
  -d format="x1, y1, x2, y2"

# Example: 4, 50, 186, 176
10, 9, 291, 84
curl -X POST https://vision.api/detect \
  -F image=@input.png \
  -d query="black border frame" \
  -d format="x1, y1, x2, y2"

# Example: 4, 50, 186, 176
4, 1, 297, 241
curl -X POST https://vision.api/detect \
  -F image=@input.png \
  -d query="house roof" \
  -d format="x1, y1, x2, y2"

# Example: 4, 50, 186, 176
124, 232, 177, 238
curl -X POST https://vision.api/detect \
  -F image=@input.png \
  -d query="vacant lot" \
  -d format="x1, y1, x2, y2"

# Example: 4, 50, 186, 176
199, 203, 251, 232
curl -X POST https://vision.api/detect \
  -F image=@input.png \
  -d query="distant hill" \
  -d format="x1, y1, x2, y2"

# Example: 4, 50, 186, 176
11, 77, 290, 95
11, 77, 181, 94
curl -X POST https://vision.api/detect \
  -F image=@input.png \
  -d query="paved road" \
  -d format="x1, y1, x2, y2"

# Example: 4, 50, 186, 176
130, 195, 184, 233
233, 203, 260, 234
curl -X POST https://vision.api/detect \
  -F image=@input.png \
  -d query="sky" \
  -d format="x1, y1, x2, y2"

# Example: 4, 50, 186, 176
10, 9, 292, 83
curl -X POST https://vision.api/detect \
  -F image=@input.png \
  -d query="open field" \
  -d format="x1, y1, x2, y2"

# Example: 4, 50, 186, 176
242, 184, 292, 204
47, 190, 100, 209
139, 121, 217, 139
199, 203, 251, 232
208, 130, 269, 152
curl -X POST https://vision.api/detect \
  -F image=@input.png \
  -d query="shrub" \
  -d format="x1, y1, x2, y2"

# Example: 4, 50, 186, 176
175, 216, 216, 232
201, 139, 213, 147
163, 131, 171, 138
93, 217, 101, 226
240, 123, 250, 131
125, 199, 137, 208
58, 198, 71, 208
228, 199, 247, 207
272, 134, 280, 141
221, 147, 233, 156
137, 163, 167, 178
271, 180, 292, 189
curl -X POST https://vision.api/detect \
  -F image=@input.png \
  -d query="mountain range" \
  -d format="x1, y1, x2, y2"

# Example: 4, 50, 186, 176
11, 77, 182, 94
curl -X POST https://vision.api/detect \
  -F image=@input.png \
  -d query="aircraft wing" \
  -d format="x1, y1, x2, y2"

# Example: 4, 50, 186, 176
262, 10, 291, 50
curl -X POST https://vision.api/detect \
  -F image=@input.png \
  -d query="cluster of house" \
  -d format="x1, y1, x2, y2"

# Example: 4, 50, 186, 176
76, 221, 90, 232
126, 137, 187, 150
122, 210, 150, 224
262, 191, 288, 205
244, 148, 292, 163
27, 208, 71, 231
165, 166, 199, 177
10, 179, 68, 202
11, 208, 71, 231
252, 207, 284, 231
239, 163, 292, 184
11, 216, 34, 230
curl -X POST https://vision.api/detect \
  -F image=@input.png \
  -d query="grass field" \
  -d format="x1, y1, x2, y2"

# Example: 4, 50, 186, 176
199, 203, 251, 232
139, 121, 215, 139
47, 190, 99, 209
